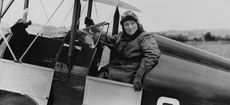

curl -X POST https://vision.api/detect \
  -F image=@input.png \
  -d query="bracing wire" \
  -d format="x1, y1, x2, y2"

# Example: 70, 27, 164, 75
20, 0, 89, 60
39, 0, 65, 32
60, 0, 88, 26
28, 0, 65, 35
19, 0, 65, 61
54, 1, 88, 37
93, 0, 114, 31
64, 0, 88, 28
24, 0, 52, 34
60, 5, 74, 26
62, 0, 87, 25
106, 9, 115, 25
93, 0, 99, 23
39, 0, 51, 25
102, 7, 115, 33
52, 4, 74, 38
79, 0, 89, 23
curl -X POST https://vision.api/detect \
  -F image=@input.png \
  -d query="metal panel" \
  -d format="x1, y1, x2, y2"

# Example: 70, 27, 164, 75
83, 76, 142, 105
0, 59, 54, 105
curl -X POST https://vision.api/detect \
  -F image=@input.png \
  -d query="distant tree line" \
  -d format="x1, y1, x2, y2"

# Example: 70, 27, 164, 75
160, 32, 230, 42
163, 34, 189, 42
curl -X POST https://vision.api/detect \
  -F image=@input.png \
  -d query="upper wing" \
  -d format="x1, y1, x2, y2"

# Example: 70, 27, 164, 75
83, 0, 141, 12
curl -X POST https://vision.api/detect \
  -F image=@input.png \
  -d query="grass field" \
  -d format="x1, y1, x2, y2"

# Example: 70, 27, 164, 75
186, 41, 230, 59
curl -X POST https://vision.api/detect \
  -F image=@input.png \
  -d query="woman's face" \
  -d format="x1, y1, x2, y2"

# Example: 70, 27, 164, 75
123, 20, 138, 35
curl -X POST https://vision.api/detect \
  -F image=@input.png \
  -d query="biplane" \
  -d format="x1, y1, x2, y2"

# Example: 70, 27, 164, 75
0, 0, 230, 105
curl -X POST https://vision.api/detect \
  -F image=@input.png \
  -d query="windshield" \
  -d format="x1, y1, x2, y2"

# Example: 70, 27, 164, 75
79, 22, 109, 48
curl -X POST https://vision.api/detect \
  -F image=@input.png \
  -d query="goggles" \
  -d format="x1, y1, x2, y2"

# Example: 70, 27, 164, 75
121, 11, 138, 20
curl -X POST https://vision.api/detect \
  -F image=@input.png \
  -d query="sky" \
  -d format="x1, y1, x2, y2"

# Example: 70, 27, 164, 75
1, 0, 230, 32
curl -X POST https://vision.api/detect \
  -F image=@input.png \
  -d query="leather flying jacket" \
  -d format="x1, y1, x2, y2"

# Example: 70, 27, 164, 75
104, 31, 161, 82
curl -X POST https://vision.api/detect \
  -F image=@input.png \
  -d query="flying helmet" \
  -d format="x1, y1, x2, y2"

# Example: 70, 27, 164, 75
120, 11, 140, 26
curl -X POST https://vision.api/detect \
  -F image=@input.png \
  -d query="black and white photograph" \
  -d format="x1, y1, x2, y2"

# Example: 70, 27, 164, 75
0, 0, 230, 105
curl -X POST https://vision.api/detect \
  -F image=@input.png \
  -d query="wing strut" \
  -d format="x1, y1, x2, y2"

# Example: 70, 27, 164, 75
23, 0, 29, 20
0, 0, 3, 22
112, 6, 119, 35
87, 0, 93, 18
1, 0, 15, 18
109, 6, 119, 62
68, 0, 81, 79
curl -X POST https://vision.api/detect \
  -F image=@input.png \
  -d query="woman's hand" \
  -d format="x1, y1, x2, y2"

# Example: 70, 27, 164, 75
84, 35, 94, 46
133, 76, 143, 91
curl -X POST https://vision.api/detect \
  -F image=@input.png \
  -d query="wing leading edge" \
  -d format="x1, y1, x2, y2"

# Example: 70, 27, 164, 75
83, 0, 141, 12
